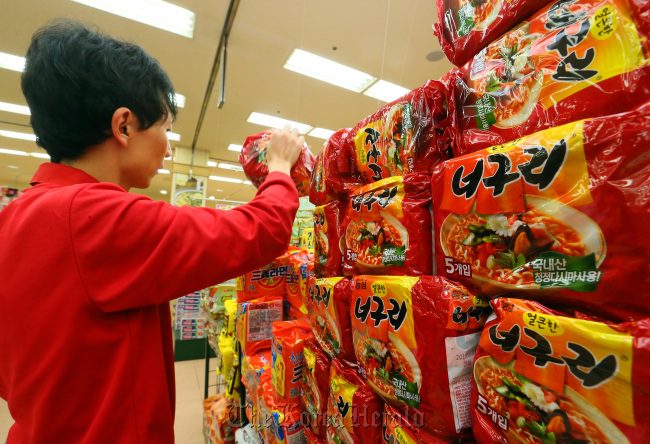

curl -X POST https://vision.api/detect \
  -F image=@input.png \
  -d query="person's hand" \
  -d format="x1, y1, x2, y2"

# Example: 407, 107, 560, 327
266, 124, 304, 176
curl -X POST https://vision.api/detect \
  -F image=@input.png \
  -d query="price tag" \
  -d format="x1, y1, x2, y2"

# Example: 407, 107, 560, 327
300, 227, 315, 253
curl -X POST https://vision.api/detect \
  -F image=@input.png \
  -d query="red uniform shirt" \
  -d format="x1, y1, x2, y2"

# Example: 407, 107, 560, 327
0, 163, 299, 443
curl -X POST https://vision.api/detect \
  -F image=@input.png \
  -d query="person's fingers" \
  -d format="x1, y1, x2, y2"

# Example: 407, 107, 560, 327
291, 127, 300, 139
297, 135, 305, 147
283, 124, 291, 133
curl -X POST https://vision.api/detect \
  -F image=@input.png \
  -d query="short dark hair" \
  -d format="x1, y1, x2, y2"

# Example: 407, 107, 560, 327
21, 20, 178, 163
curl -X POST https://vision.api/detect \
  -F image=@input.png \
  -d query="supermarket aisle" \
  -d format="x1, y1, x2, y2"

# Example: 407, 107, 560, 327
0, 358, 217, 443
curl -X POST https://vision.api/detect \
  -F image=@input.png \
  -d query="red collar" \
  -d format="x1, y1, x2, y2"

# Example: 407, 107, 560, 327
30, 163, 101, 187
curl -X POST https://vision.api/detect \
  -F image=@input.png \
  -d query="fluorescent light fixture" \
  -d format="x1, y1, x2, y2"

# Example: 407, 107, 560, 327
209, 175, 243, 184
284, 49, 376, 93
207, 160, 217, 167
209, 195, 215, 199
8, 165, 18, 169
307, 127, 335, 140
247, 112, 312, 134
30, 152, 50, 159
363, 80, 410, 103
0, 101, 30, 116
216, 189, 223, 192
0, 52, 25, 72
228, 144, 243, 152
243, 181, 252, 185
167, 132, 181, 141
158, 169, 170, 174
0, 148, 28, 156
70, 0, 195, 38
160, 190, 168, 194
218, 163, 244, 172
0, 130, 37, 141
174, 94, 185, 108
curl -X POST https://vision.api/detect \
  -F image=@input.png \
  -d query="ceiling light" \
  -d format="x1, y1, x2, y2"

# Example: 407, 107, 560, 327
0, 148, 28, 156
174, 94, 185, 108
207, 160, 217, 167
0, 130, 37, 141
0, 52, 25, 72
70, 0, 195, 38
0, 101, 30, 115
363, 80, 410, 103
161, 190, 168, 194
247, 112, 312, 134
167, 132, 181, 141
209, 175, 243, 184
307, 128, 335, 140
284, 49, 376, 92
218, 163, 244, 172
30, 153, 50, 159
8, 165, 18, 169
158, 169, 170, 174
228, 144, 243, 152
243, 181, 252, 185
216, 189, 223, 192
209, 195, 215, 199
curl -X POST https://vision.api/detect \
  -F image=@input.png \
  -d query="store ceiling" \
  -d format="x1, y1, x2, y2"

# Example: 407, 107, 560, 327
0, 0, 452, 205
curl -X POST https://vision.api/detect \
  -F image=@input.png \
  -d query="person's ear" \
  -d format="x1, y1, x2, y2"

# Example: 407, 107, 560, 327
111, 107, 136, 147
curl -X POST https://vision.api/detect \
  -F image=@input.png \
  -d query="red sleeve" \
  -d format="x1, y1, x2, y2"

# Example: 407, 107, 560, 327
70, 171, 299, 312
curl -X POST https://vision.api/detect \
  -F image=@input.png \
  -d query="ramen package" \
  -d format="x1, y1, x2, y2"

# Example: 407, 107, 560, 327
280, 248, 311, 315
343, 174, 433, 276
302, 339, 331, 439
307, 276, 356, 365
271, 319, 313, 403
327, 358, 384, 444
351, 275, 490, 438
258, 376, 306, 444
304, 428, 326, 444
314, 199, 346, 278
239, 129, 316, 197
238, 297, 284, 356
434, 0, 549, 67
449, 0, 650, 155
432, 102, 650, 321
240, 256, 291, 303
473, 298, 650, 444
310, 128, 363, 206
382, 404, 453, 444
347, 80, 454, 184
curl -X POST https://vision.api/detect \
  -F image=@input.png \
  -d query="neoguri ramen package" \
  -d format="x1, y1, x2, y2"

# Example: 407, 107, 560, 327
301, 339, 331, 439
314, 199, 346, 278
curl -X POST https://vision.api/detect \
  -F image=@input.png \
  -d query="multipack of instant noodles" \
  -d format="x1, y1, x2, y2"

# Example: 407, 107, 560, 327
242, 352, 272, 431
310, 128, 363, 206
271, 319, 313, 404
448, 0, 650, 155
240, 250, 297, 303
346, 80, 455, 184
314, 199, 346, 278
239, 129, 315, 197
302, 339, 331, 440
472, 298, 650, 444
307, 276, 356, 365
280, 248, 311, 316
343, 173, 433, 276
350, 275, 490, 439
434, 0, 549, 67
238, 297, 284, 356
327, 358, 384, 444
382, 404, 454, 444
432, 102, 650, 321
259, 376, 306, 444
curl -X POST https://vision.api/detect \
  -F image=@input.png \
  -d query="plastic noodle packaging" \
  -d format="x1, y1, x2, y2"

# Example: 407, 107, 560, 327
271, 319, 313, 404
314, 199, 346, 278
223, 299, 238, 337
350, 275, 490, 439
238, 297, 284, 356
307, 276, 355, 367
434, 0, 549, 67
242, 351, 271, 433
383, 404, 456, 444
239, 256, 291, 303
343, 173, 433, 276
239, 129, 315, 197
258, 374, 305, 444
447, 0, 650, 155
309, 128, 363, 206
327, 358, 384, 444
301, 339, 331, 439
432, 101, 650, 322
472, 297, 650, 444
303, 427, 326, 444
279, 247, 312, 316
216, 331, 235, 377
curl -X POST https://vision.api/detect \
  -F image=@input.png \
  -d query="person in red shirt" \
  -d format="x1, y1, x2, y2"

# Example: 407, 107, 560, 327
0, 21, 304, 443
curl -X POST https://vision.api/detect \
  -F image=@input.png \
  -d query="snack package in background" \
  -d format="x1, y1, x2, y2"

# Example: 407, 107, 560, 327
327, 358, 384, 444
304, 427, 327, 444
434, 0, 549, 67
314, 200, 346, 278
243, 350, 273, 399
271, 319, 313, 403
432, 102, 650, 322
256, 371, 272, 443
238, 297, 284, 356
223, 299, 238, 337
217, 331, 236, 377
310, 128, 363, 206
343, 173, 433, 276
239, 129, 316, 197
350, 275, 490, 439
302, 339, 331, 439
259, 374, 306, 444
472, 298, 650, 444
347, 80, 454, 184
382, 404, 455, 444
449, 0, 650, 155
236, 275, 246, 301
281, 248, 312, 315
240, 257, 291, 303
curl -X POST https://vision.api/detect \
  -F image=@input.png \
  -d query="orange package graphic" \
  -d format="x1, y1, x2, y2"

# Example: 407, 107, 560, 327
350, 275, 491, 439
240, 257, 292, 303
238, 297, 284, 356
307, 276, 356, 365
280, 248, 312, 316
382, 404, 454, 444
301, 339, 331, 439
271, 319, 313, 404
314, 199, 346, 279
304, 427, 327, 444
259, 374, 305, 444
472, 298, 650, 444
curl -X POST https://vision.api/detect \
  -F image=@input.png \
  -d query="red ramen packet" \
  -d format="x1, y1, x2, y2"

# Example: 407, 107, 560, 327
310, 128, 363, 206
343, 173, 433, 276
434, 0, 549, 67
327, 358, 384, 444
472, 298, 650, 444
280, 248, 311, 315
448, 0, 650, 155
238, 297, 284, 356
307, 276, 355, 365
302, 339, 331, 439
432, 102, 650, 321
382, 404, 455, 444
304, 427, 326, 444
258, 376, 305, 444
350, 275, 490, 438
240, 257, 290, 303
314, 199, 346, 278
239, 129, 316, 197
271, 319, 313, 404
346, 80, 454, 184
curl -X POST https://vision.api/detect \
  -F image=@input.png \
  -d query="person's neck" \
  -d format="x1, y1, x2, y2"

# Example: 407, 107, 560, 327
60, 142, 127, 190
